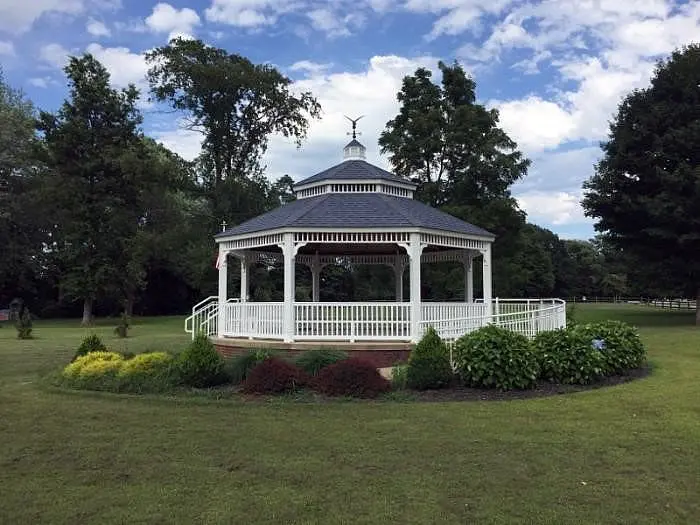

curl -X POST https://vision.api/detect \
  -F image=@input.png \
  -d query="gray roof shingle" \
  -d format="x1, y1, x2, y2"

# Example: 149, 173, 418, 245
217, 193, 494, 238
293, 160, 416, 187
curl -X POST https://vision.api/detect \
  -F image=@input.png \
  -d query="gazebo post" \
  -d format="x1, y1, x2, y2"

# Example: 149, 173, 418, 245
217, 248, 228, 338
408, 233, 424, 342
394, 255, 405, 302
282, 233, 296, 342
464, 253, 473, 303
311, 252, 320, 302
482, 244, 493, 320
240, 254, 248, 302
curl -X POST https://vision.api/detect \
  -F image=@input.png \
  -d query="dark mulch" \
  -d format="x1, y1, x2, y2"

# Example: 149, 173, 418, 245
410, 366, 652, 402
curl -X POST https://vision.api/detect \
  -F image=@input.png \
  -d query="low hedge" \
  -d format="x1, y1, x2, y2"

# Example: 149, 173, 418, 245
532, 328, 605, 385
312, 358, 390, 398
573, 321, 646, 374
242, 358, 308, 394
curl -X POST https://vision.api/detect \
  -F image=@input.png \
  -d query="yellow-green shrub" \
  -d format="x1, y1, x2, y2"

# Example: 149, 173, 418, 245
63, 351, 124, 378
119, 352, 172, 376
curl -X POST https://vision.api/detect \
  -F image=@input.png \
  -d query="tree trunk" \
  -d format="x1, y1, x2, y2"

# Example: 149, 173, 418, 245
124, 291, 135, 319
81, 297, 94, 327
696, 287, 700, 326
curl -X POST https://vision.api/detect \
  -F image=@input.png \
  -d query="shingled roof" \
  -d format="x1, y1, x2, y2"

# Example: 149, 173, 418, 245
216, 193, 494, 238
293, 159, 416, 188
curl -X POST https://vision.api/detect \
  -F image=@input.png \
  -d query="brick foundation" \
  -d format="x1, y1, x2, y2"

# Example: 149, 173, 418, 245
213, 338, 413, 368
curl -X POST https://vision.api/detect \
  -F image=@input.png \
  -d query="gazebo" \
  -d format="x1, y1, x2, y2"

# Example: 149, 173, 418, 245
186, 135, 565, 362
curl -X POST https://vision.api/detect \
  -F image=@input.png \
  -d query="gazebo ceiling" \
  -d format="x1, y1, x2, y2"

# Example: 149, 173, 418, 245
216, 192, 494, 239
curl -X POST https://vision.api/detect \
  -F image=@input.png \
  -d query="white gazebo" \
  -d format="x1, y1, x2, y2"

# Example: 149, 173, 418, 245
186, 136, 565, 357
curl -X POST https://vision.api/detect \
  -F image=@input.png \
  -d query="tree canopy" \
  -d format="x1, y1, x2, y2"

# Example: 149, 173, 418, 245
582, 43, 700, 322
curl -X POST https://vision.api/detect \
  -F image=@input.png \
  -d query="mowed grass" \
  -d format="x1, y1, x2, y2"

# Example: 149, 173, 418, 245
1, 306, 699, 524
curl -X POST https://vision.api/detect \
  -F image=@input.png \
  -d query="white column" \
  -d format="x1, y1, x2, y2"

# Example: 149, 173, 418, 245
311, 252, 320, 302
282, 233, 295, 342
482, 244, 493, 321
394, 256, 405, 302
217, 249, 228, 337
464, 254, 473, 303
240, 255, 248, 302
408, 233, 424, 342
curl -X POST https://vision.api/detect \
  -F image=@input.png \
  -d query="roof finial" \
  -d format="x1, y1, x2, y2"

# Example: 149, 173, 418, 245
344, 115, 364, 140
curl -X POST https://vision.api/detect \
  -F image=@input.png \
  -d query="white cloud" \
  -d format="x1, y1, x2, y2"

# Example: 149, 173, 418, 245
153, 126, 203, 161
28, 77, 51, 88
84, 43, 148, 89
39, 43, 71, 68
205, 0, 285, 27
516, 190, 589, 226
307, 8, 365, 38
145, 2, 201, 41
86, 17, 110, 37
289, 60, 333, 75
0, 41, 15, 56
0, 0, 121, 35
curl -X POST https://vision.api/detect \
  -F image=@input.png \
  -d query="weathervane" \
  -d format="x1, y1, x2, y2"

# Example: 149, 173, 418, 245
344, 115, 364, 140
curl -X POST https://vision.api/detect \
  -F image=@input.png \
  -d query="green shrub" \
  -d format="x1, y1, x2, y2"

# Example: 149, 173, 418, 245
573, 321, 646, 374
114, 312, 130, 338
15, 308, 33, 339
177, 334, 226, 388
454, 325, 540, 390
73, 334, 107, 362
294, 348, 348, 376
225, 349, 274, 384
406, 327, 453, 390
391, 364, 408, 390
532, 328, 605, 384
117, 352, 178, 393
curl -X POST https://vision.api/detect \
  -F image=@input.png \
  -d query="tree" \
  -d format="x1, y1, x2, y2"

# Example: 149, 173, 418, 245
37, 54, 146, 325
379, 61, 530, 297
582, 44, 700, 323
145, 39, 320, 224
0, 70, 43, 307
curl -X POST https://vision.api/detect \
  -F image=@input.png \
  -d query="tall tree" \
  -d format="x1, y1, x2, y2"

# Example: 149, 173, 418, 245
379, 61, 530, 296
145, 39, 321, 224
0, 70, 42, 307
582, 44, 700, 322
37, 54, 146, 325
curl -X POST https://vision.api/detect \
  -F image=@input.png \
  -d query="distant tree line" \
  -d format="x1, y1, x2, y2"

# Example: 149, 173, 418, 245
1, 39, 696, 323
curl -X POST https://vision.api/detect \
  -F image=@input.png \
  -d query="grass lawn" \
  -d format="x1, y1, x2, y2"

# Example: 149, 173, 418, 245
1, 305, 699, 524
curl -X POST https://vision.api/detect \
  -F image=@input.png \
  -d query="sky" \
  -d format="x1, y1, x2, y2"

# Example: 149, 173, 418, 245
0, 0, 698, 239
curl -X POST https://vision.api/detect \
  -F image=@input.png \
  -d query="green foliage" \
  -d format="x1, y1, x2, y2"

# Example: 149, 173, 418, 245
574, 321, 646, 375
225, 349, 274, 384
566, 301, 579, 327
582, 44, 700, 310
73, 334, 107, 362
114, 312, 130, 338
406, 327, 453, 390
390, 364, 409, 391
15, 307, 33, 339
294, 348, 348, 376
242, 358, 308, 394
532, 328, 605, 385
454, 325, 540, 390
177, 334, 226, 388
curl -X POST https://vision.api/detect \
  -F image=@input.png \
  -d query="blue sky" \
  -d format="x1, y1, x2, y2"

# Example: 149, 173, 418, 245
1, 0, 698, 239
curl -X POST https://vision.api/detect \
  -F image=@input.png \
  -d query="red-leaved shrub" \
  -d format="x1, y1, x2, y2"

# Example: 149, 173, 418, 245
242, 358, 308, 394
312, 358, 390, 398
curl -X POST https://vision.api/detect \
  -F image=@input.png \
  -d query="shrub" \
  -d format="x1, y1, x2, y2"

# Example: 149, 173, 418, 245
114, 312, 130, 338
454, 325, 540, 390
406, 327, 453, 390
573, 321, 646, 374
242, 358, 308, 394
532, 328, 605, 384
73, 334, 107, 362
64, 351, 124, 378
225, 349, 275, 384
391, 364, 408, 390
117, 352, 178, 393
177, 334, 226, 388
294, 348, 348, 376
62, 351, 125, 391
312, 358, 390, 398
15, 307, 33, 339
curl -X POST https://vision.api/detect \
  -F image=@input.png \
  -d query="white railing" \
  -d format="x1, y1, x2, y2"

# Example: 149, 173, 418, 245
220, 302, 285, 339
189, 298, 566, 342
184, 296, 219, 340
295, 302, 411, 341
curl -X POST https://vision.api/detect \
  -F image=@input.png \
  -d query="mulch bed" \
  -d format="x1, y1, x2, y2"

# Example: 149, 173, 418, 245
410, 366, 652, 402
